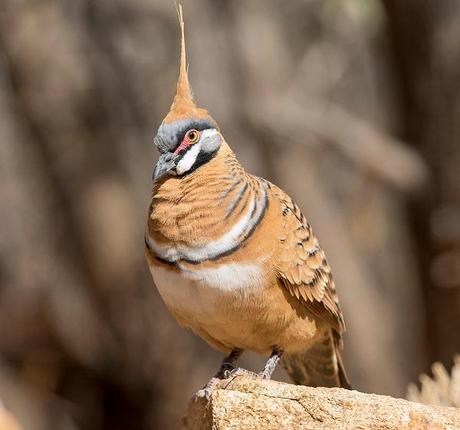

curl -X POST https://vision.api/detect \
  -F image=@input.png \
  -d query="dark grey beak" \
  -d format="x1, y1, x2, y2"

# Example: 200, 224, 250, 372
152, 152, 178, 182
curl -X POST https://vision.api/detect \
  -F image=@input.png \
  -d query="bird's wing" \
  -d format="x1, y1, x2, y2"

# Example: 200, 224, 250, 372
272, 186, 345, 333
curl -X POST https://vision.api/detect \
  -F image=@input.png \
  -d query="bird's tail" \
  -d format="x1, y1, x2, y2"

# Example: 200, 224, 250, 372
282, 330, 351, 389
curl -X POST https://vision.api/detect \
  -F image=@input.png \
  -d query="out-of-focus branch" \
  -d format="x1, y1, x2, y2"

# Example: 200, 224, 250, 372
250, 97, 429, 192
0, 404, 21, 430
0, 361, 76, 430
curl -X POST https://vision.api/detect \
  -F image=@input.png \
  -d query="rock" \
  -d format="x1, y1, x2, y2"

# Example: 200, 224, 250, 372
180, 376, 460, 430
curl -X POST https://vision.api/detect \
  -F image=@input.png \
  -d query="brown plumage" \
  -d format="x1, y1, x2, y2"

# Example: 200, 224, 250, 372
163, 5, 212, 125
145, 5, 350, 397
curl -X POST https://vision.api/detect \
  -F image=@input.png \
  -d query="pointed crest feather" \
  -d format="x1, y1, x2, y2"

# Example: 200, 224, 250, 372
164, 3, 212, 124
176, 3, 191, 104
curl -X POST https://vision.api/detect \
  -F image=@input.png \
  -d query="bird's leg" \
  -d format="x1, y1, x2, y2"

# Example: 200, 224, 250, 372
195, 348, 283, 400
259, 348, 284, 380
195, 349, 243, 400
226, 348, 284, 380
215, 348, 243, 377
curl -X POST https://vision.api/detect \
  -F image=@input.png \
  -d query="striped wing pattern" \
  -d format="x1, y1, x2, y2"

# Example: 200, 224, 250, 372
274, 188, 345, 333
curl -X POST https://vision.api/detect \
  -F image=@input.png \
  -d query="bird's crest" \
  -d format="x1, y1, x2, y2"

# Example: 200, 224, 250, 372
163, 4, 211, 124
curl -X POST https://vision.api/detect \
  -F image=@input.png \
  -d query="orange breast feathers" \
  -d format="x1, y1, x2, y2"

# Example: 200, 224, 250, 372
146, 142, 273, 266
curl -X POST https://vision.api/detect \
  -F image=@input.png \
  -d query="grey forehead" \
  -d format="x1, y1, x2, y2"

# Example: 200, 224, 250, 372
154, 118, 216, 153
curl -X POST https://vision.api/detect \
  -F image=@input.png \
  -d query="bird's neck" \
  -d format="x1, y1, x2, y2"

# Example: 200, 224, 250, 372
152, 142, 243, 199
148, 142, 252, 245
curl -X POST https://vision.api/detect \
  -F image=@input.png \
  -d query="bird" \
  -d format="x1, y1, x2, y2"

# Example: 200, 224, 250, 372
145, 5, 350, 399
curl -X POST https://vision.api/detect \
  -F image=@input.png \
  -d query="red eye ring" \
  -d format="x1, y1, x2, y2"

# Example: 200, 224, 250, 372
173, 129, 201, 155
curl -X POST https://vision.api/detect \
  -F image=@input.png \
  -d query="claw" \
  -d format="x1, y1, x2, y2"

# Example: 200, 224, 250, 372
224, 367, 259, 379
193, 376, 220, 402
193, 350, 246, 401
194, 387, 212, 401
258, 370, 271, 380
193, 367, 259, 401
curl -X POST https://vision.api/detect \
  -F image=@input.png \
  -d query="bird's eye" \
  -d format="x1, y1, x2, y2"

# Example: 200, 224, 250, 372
186, 129, 200, 143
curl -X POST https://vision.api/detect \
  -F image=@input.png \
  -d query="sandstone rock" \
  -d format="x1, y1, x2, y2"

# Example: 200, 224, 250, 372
181, 376, 460, 430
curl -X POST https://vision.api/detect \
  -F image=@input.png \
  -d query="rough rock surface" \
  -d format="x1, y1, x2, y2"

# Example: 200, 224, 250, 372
180, 376, 460, 430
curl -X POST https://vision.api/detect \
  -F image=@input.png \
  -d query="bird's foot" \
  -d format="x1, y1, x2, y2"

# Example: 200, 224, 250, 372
223, 367, 259, 379
193, 358, 241, 401
194, 387, 213, 401
194, 367, 264, 401
193, 364, 237, 401
258, 369, 272, 380
227, 367, 270, 380
194, 377, 220, 401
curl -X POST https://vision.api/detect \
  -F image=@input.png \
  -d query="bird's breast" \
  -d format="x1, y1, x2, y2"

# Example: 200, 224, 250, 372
145, 164, 321, 353
147, 257, 319, 355
147, 259, 273, 354
148, 260, 266, 317
146, 175, 269, 265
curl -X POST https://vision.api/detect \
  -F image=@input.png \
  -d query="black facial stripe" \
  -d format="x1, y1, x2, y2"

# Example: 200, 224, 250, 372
180, 147, 219, 177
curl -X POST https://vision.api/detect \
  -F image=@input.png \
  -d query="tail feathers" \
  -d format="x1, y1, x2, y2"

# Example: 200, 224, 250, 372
282, 331, 351, 389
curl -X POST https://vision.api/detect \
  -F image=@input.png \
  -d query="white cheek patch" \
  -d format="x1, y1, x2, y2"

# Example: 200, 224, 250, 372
176, 143, 201, 175
200, 128, 219, 145
201, 129, 217, 137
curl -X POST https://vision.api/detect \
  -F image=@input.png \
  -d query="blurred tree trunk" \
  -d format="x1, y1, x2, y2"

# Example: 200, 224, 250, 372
384, 0, 460, 363
0, 0, 451, 428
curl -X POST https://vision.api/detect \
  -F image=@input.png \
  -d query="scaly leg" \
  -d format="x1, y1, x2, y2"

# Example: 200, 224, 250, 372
259, 348, 283, 380
226, 348, 284, 380
195, 349, 243, 400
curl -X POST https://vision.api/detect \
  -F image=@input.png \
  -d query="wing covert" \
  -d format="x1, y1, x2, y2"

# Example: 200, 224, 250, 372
274, 189, 345, 333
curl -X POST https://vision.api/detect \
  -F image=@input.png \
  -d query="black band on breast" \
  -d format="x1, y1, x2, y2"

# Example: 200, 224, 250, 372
183, 185, 269, 264
225, 182, 248, 219
145, 234, 178, 267
221, 179, 242, 198
146, 182, 269, 266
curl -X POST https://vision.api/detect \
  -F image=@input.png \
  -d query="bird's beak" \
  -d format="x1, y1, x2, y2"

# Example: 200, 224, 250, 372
152, 152, 178, 182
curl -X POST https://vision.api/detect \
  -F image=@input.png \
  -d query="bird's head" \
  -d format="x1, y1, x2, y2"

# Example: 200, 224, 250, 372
152, 5, 222, 182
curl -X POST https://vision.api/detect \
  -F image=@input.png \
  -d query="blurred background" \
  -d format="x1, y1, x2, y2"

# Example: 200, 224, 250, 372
1, 0, 460, 428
